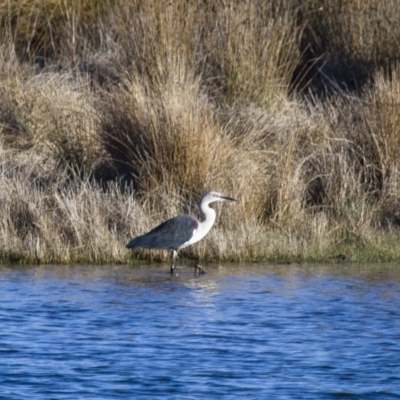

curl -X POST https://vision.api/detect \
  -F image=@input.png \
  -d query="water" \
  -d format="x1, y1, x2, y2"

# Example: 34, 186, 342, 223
1, 263, 400, 399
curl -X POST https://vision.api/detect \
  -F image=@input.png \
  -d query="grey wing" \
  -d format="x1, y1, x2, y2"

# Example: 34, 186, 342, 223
126, 214, 199, 250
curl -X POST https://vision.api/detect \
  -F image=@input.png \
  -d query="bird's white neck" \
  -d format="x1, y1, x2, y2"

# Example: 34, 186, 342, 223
199, 200, 216, 235
184, 200, 216, 247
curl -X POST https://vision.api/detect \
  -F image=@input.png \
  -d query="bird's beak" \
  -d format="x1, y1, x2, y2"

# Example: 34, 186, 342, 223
222, 195, 237, 202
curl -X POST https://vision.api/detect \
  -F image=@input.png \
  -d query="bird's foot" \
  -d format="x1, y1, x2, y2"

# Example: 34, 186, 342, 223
194, 264, 206, 276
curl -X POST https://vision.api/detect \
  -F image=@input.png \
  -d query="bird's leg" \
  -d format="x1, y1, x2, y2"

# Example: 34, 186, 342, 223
194, 263, 206, 276
170, 250, 177, 275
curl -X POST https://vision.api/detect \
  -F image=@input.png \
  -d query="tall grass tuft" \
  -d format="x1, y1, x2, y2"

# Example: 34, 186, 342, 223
0, 0, 111, 63
297, 0, 400, 93
198, 1, 303, 105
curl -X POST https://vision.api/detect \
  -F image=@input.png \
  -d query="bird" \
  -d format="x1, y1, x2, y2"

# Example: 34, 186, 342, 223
126, 191, 236, 275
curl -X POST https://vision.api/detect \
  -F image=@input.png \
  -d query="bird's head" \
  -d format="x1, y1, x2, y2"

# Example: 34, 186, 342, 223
200, 191, 237, 205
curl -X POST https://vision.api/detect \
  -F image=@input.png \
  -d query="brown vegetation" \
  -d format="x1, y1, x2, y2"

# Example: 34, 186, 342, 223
1, 0, 400, 265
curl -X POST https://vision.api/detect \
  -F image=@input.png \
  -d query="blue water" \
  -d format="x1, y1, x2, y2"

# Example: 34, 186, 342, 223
1, 263, 400, 399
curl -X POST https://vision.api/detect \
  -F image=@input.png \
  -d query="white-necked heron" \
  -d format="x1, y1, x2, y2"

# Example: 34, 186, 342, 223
126, 191, 236, 275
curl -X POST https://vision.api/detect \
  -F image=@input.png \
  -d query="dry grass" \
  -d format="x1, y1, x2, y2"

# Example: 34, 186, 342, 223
1, 0, 400, 265
297, 0, 400, 93
0, 0, 110, 63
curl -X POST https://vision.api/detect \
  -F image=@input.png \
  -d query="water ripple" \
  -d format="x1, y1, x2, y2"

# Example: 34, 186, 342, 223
1, 264, 400, 399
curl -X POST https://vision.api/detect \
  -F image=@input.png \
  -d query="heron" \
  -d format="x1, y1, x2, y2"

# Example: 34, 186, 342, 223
126, 191, 236, 275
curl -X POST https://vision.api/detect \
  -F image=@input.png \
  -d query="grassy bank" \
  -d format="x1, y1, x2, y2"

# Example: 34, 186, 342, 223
1, 0, 400, 265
